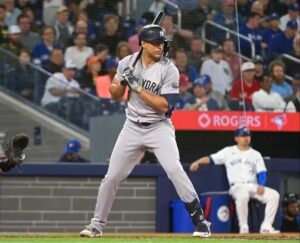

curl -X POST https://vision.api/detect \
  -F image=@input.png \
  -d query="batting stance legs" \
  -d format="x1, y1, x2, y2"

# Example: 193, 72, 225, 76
230, 183, 280, 233
80, 120, 210, 237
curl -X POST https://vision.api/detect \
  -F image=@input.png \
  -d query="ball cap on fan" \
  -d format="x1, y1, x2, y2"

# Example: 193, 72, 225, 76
234, 126, 251, 137
64, 139, 82, 153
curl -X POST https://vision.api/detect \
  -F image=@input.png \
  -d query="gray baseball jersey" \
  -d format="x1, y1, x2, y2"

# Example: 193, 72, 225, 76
87, 52, 200, 232
116, 52, 179, 122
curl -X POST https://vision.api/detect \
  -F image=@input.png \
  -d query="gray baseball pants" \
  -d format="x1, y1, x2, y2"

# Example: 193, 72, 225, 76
90, 119, 199, 231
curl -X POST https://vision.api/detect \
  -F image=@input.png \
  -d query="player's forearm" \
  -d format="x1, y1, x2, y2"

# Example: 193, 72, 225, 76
109, 82, 126, 100
138, 90, 168, 113
194, 156, 210, 165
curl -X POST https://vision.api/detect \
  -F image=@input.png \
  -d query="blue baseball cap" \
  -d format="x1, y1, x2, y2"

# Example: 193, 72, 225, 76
105, 59, 118, 69
136, 18, 147, 26
286, 20, 298, 29
64, 139, 81, 153
288, 3, 299, 11
193, 75, 212, 88
267, 13, 279, 21
234, 126, 251, 137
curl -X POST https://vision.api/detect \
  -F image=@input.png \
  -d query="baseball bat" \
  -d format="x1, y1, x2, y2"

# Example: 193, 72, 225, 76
131, 11, 165, 69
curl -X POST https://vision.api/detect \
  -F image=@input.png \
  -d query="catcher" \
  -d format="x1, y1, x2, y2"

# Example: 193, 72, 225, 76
0, 133, 29, 173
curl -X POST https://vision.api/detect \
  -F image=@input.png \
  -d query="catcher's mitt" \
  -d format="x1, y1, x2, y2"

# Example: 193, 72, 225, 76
1, 133, 29, 172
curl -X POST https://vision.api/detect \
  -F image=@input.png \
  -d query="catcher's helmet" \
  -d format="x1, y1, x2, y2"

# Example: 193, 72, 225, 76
139, 24, 168, 44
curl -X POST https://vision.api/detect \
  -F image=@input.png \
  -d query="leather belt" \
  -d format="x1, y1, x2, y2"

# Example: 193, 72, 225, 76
131, 120, 164, 127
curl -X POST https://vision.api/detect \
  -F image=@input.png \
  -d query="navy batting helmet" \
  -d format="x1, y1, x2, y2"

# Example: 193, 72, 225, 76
139, 24, 168, 44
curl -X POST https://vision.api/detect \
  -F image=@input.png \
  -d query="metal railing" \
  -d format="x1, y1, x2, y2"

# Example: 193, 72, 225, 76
280, 54, 300, 81
202, 20, 256, 60
161, 0, 182, 28
124, 0, 182, 28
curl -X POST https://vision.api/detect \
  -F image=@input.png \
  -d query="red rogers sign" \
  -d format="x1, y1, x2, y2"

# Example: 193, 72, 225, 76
171, 111, 300, 132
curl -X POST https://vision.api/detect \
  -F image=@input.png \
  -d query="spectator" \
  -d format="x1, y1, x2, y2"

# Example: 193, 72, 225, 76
279, 3, 300, 32
190, 126, 280, 234
84, 0, 112, 24
262, 13, 282, 50
253, 55, 265, 83
66, 19, 92, 47
128, 18, 147, 53
6, 50, 35, 100
183, 0, 214, 33
22, 7, 40, 32
44, 48, 64, 74
203, 74, 230, 110
229, 62, 260, 109
115, 41, 132, 62
175, 74, 193, 110
41, 59, 80, 114
43, 0, 63, 26
237, 0, 248, 17
97, 14, 126, 56
64, 33, 94, 70
283, 35, 300, 77
213, 0, 236, 43
239, 12, 263, 58
186, 36, 206, 71
94, 43, 109, 69
174, 48, 198, 83
0, 4, 8, 43
223, 38, 242, 82
253, 0, 273, 16
200, 46, 233, 96
31, 26, 61, 67
268, 20, 298, 57
184, 76, 220, 111
271, 0, 297, 17
17, 14, 40, 52
252, 76, 295, 112
269, 60, 293, 101
287, 73, 300, 112
280, 193, 300, 232
250, 1, 264, 17
53, 5, 74, 48
4, 0, 21, 26
160, 14, 193, 52
76, 11, 96, 41
15, 0, 33, 11
96, 59, 128, 100
79, 55, 101, 94
39, 48, 64, 103
58, 139, 89, 163
0, 25, 27, 69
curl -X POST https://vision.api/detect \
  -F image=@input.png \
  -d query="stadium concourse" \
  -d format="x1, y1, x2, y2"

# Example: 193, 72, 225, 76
0, 0, 299, 237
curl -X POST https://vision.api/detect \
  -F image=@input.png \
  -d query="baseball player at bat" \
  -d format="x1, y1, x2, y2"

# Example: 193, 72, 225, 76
189, 126, 280, 234
80, 24, 211, 238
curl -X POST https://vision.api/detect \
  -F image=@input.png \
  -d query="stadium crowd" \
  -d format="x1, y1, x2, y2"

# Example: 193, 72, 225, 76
0, 0, 299, 129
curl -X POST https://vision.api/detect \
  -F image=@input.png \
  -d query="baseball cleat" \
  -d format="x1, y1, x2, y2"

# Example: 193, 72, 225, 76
260, 227, 280, 234
193, 220, 211, 238
239, 224, 249, 234
80, 225, 102, 238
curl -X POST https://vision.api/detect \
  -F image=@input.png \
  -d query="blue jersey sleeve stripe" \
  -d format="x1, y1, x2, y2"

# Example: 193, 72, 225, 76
257, 171, 267, 186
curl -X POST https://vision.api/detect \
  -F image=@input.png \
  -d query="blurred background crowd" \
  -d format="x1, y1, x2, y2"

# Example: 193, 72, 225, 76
0, 0, 299, 130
